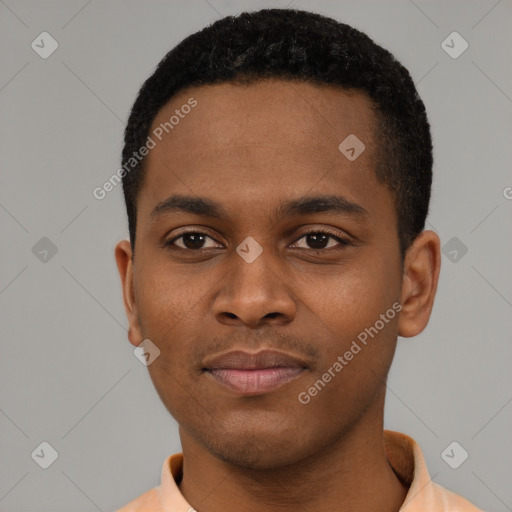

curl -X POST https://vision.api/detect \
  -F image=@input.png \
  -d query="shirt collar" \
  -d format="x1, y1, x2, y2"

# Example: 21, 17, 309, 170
156, 430, 469, 511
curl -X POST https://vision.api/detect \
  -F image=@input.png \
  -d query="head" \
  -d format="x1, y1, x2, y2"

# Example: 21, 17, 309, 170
116, 8, 440, 469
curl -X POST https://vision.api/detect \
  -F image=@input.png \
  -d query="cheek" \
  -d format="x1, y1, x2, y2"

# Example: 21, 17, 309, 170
297, 252, 401, 381
139, 268, 203, 419
134, 263, 207, 397
302, 257, 399, 335
135, 258, 204, 333
297, 288, 399, 425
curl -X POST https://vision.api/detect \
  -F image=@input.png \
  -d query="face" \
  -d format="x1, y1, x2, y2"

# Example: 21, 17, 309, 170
116, 79, 435, 470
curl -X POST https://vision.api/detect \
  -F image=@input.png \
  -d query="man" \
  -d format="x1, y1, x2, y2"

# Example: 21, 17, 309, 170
114, 8, 482, 512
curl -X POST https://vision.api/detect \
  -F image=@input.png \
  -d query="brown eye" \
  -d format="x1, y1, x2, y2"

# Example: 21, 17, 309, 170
165, 231, 222, 250
292, 231, 352, 251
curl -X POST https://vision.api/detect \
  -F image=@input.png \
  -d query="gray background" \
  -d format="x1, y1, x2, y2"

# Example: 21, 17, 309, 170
1, 0, 511, 511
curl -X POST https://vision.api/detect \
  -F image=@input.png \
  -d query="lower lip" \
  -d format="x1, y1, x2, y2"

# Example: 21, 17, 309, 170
206, 367, 304, 395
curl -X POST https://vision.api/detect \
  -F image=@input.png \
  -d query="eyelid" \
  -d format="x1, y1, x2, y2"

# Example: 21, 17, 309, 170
293, 225, 352, 240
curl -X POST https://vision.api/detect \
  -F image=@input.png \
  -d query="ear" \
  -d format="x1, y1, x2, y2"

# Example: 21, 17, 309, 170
398, 230, 441, 338
115, 240, 144, 347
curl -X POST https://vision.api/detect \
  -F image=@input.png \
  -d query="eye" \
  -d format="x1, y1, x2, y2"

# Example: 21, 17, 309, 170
163, 228, 353, 253
291, 230, 353, 251
165, 231, 222, 250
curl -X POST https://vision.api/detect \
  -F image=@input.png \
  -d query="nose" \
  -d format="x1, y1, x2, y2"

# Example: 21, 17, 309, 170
212, 246, 297, 329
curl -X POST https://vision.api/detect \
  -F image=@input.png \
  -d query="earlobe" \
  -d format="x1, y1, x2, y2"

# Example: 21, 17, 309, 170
397, 230, 441, 338
115, 240, 144, 347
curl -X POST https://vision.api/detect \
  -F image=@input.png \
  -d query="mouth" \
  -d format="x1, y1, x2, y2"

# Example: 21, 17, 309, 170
202, 349, 308, 396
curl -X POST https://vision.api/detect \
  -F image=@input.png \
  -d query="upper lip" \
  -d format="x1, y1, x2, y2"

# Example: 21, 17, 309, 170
203, 349, 309, 370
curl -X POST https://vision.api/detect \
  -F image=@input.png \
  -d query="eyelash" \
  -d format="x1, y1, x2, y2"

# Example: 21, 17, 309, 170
164, 228, 353, 253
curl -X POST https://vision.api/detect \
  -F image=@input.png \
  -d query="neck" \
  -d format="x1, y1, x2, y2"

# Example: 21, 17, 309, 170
177, 401, 408, 512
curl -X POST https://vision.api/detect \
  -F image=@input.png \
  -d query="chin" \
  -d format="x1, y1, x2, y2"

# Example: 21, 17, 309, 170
200, 423, 313, 470
213, 442, 303, 470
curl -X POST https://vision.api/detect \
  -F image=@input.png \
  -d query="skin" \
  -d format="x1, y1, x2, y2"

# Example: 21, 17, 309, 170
115, 79, 441, 512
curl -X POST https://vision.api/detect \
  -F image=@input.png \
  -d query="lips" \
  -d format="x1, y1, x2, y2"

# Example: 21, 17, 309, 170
203, 349, 308, 395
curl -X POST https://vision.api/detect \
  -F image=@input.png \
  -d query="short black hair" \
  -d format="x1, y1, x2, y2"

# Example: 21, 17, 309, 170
121, 8, 433, 258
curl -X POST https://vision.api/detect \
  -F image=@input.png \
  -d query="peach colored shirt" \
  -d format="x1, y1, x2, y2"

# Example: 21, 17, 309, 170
115, 430, 483, 511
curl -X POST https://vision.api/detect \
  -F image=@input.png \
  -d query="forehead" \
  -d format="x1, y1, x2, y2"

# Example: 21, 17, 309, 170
150, 79, 377, 156
140, 79, 387, 220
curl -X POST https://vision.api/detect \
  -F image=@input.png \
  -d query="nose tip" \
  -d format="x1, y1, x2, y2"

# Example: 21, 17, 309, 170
217, 309, 288, 328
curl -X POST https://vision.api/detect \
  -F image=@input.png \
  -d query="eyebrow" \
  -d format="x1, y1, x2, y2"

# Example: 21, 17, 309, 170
150, 194, 368, 220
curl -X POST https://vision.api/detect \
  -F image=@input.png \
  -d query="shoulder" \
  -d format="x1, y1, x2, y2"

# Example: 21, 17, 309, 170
429, 481, 485, 512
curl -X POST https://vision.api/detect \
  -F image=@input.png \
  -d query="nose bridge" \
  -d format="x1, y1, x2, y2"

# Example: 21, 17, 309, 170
213, 240, 296, 326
